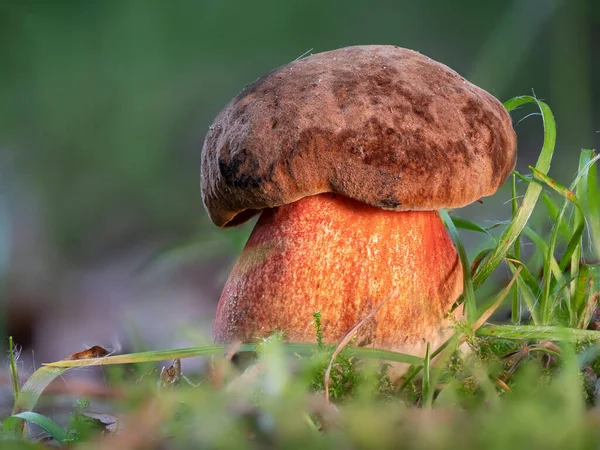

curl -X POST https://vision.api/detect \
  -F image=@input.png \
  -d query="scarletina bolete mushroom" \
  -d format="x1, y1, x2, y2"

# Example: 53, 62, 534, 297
201, 45, 516, 356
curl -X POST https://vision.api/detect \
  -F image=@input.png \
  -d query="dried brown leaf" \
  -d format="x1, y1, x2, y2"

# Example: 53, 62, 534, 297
63, 346, 110, 361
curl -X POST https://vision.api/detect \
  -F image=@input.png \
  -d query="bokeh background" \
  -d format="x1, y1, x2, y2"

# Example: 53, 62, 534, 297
0, 0, 598, 366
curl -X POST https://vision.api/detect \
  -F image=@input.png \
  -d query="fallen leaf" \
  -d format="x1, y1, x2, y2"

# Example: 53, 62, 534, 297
82, 412, 120, 434
63, 346, 110, 361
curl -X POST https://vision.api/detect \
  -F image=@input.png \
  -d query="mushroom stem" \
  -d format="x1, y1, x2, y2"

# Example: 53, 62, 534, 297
213, 193, 463, 356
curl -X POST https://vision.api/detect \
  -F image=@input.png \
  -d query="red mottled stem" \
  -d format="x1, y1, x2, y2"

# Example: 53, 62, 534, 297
213, 193, 463, 356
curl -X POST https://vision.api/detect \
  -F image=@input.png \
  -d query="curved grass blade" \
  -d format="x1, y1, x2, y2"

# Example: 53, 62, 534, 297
3, 412, 68, 444
473, 96, 556, 289
506, 254, 542, 299
514, 270, 541, 325
470, 248, 494, 274
13, 343, 421, 427
473, 265, 522, 330
508, 256, 540, 310
505, 259, 540, 324
8, 365, 69, 436
522, 226, 563, 283
11, 345, 113, 416
6, 366, 70, 440
516, 171, 575, 241
441, 210, 476, 324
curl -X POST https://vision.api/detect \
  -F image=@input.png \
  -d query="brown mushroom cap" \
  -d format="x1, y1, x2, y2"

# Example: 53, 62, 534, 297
201, 45, 517, 227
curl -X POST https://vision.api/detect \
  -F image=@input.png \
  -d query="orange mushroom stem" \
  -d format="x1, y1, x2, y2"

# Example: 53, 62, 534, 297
213, 193, 463, 355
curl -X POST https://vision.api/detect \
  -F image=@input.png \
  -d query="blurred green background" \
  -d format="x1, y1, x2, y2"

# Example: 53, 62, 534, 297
0, 0, 597, 362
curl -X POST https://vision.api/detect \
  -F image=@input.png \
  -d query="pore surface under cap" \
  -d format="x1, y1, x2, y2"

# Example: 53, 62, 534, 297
201, 45, 517, 227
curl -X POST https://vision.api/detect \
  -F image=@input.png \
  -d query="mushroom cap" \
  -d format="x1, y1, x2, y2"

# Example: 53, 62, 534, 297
201, 45, 517, 227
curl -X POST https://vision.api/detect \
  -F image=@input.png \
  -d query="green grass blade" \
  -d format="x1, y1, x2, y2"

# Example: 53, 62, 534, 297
470, 248, 494, 274
342, 347, 422, 366
517, 171, 571, 241
516, 275, 541, 325
512, 170, 530, 184
530, 167, 586, 271
473, 96, 556, 289
580, 150, 600, 257
398, 333, 463, 394
511, 174, 522, 323
4, 412, 68, 444
522, 226, 566, 318
476, 324, 600, 341
6, 362, 69, 436
575, 264, 600, 328
450, 216, 495, 239
44, 342, 424, 368
9, 337, 20, 400
422, 343, 432, 408
404, 273, 520, 392
540, 192, 573, 240
530, 167, 580, 323
474, 265, 521, 329
506, 254, 542, 299
571, 151, 590, 296
44, 344, 254, 367
10, 342, 422, 431
522, 226, 563, 282
506, 260, 540, 325
529, 154, 600, 325
10, 366, 69, 415
441, 210, 476, 324
541, 191, 560, 222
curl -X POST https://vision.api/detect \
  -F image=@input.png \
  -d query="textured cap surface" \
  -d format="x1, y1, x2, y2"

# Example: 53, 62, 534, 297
201, 45, 517, 227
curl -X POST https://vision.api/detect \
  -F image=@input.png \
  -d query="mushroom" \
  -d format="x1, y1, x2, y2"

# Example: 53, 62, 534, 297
201, 45, 516, 356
